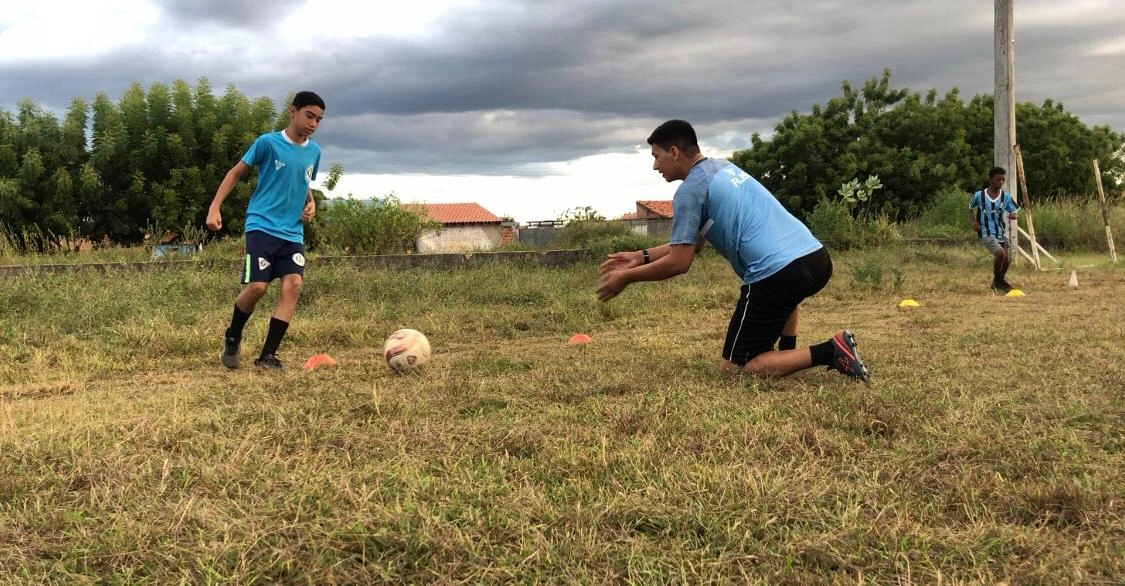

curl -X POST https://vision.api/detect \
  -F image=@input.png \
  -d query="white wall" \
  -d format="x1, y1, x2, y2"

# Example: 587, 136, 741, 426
417, 225, 502, 253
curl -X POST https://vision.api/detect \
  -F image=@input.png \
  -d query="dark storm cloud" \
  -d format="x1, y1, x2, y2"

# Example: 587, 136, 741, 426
152, 0, 305, 28
2, 0, 1122, 175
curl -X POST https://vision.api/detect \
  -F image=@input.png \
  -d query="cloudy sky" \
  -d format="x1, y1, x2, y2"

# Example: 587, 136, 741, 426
2, 0, 1122, 221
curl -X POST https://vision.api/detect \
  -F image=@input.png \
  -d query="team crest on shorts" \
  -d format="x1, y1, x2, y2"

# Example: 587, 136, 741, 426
292, 253, 306, 267
258, 257, 270, 270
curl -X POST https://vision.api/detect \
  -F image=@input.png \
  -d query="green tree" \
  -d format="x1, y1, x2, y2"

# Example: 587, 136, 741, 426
731, 69, 1123, 219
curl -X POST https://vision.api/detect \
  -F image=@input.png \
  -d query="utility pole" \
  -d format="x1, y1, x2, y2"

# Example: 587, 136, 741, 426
995, 0, 1018, 259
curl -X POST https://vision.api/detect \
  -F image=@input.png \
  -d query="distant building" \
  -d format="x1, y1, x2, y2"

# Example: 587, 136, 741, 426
631, 200, 673, 220
619, 200, 673, 239
410, 203, 516, 252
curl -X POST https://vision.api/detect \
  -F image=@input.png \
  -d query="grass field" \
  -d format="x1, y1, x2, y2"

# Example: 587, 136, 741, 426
1, 246, 1122, 584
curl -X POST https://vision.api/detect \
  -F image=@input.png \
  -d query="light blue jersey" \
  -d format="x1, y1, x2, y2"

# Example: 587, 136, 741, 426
669, 158, 823, 284
968, 189, 1018, 239
241, 131, 322, 243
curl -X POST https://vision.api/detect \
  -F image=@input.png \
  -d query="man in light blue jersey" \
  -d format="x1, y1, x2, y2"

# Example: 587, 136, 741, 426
968, 166, 1019, 293
206, 91, 325, 370
597, 120, 869, 381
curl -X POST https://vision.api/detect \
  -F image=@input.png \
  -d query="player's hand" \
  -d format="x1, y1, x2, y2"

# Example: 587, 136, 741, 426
600, 251, 642, 275
301, 199, 316, 223
597, 270, 629, 302
206, 207, 222, 231
972, 222, 981, 232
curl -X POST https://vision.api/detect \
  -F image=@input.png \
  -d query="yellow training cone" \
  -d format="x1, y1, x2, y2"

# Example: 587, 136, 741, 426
1005, 289, 1026, 297
898, 299, 920, 308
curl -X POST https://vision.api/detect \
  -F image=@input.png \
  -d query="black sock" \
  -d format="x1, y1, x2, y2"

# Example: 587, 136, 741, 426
778, 335, 798, 351
260, 317, 289, 358
810, 340, 834, 367
225, 304, 253, 340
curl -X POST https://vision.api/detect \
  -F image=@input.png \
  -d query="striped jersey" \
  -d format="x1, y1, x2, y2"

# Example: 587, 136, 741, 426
968, 189, 1018, 239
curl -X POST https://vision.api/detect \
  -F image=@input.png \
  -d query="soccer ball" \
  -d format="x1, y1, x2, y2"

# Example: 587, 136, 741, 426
383, 328, 431, 373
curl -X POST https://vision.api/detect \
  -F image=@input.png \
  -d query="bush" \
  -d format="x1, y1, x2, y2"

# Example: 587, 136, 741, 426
918, 187, 972, 235
554, 220, 631, 248
808, 199, 901, 249
1026, 198, 1124, 251
319, 196, 439, 255
554, 220, 664, 258
808, 198, 855, 246
585, 234, 664, 259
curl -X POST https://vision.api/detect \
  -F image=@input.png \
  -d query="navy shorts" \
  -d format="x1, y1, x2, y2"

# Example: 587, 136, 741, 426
722, 247, 833, 366
242, 230, 306, 284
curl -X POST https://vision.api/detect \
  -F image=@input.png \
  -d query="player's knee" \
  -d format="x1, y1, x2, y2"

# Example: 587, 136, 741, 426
244, 282, 268, 298
281, 276, 303, 296
718, 359, 741, 376
742, 358, 769, 377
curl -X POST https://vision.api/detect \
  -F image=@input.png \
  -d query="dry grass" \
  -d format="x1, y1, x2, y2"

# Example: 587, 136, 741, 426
1, 246, 1122, 584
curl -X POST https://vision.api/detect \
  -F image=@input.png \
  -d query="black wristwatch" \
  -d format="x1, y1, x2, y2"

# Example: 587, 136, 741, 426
642, 249, 651, 264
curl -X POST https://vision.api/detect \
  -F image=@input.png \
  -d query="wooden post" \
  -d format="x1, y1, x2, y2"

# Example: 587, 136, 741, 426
1093, 159, 1118, 263
1013, 144, 1041, 270
995, 0, 1018, 261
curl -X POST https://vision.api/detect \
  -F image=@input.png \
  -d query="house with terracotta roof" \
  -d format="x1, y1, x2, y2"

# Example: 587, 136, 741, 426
409, 202, 515, 253
618, 200, 674, 238
633, 200, 674, 219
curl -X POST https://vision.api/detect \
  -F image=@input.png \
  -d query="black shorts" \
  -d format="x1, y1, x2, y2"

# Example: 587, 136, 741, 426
722, 247, 833, 365
242, 230, 306, 284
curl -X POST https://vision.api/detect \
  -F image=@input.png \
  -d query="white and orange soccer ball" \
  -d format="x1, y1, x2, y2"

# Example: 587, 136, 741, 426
382, 328, 432, 373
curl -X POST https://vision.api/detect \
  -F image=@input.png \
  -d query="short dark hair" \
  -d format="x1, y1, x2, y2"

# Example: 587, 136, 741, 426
292, 91, 325, 111
647, 119, 700, 156
989, 166, 1006, 178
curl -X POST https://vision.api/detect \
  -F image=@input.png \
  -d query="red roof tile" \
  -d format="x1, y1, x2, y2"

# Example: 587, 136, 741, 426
637, 200, 674, 219
409, 203, 502, 224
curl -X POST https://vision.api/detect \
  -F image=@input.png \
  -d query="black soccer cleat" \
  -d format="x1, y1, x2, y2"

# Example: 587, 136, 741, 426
991, 279, 1012, 294
830, 330, 870, 383
221, 335, 241, 369
254, 353, 284, 370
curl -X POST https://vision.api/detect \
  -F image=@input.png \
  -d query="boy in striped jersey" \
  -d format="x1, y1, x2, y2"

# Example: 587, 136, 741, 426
968, 167, 1019, 293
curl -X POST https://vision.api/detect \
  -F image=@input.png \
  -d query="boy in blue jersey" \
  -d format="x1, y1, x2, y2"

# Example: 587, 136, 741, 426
968, 167, 1019, 293
206, 91, 325, 370
597, 120, 869, 381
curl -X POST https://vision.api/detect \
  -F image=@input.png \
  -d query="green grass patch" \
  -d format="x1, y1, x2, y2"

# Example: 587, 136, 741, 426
1, 247, 1122, 583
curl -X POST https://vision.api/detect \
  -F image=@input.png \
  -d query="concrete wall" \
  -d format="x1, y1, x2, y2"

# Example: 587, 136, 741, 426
518, 225, 559, 247
417, 224, 502, 253
621, 218, 673, 239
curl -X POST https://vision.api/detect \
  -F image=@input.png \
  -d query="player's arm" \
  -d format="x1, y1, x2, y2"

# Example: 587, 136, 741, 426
628, 243, 696, 281
600, 231, 706, 273
301, 188, 316, 222
206, 161, 252, 231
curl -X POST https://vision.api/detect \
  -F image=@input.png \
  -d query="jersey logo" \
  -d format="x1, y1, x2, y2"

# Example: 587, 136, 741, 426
275, 160, 286, 171
305, 165, 314, 185
258, 257, 271, 271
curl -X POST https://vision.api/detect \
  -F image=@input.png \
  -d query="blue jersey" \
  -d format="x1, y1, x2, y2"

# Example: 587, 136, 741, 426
968, 189, 1018, 239
669, 158, 823, 284
241, 131, 322, 243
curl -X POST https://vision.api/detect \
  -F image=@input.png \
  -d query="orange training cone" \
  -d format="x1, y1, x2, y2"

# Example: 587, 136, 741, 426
303, 353, 338, 371
568, 333, 592, 345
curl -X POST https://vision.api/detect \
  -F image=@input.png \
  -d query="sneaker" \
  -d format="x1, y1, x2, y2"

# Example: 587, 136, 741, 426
221, 335, 240, 369
254, 353, 284, 370
831, 330, 870, 383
